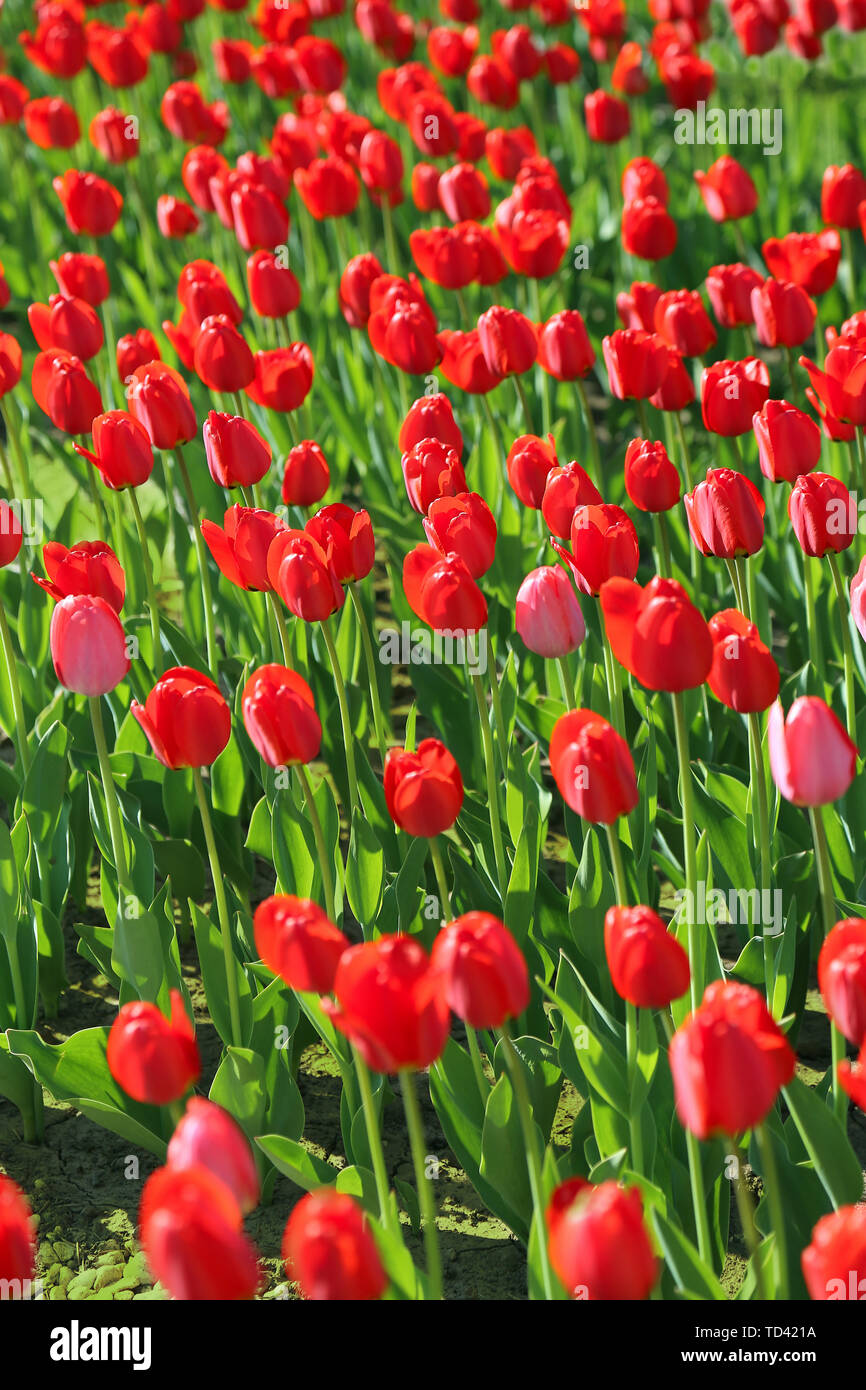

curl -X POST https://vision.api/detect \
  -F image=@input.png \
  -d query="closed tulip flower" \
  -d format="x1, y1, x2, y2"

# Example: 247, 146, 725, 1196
495, 201, 570, 280
653, 289, 717, 357
800, 345, 866, 428
584, 89, 630, 143
294, 157, 359, 220
399, 393, 463, 456
246, 344, 314, 412
193, 316, 255, 393
622, 156, 667, 205
306, 504, 375, 584
546, 1178, 657, 1300
650, 345, 696, 412
485, 124, 537, 180
549, 709, 639, 823
432, 913, 529, 1028
73, 412, 153, 492
369, 293, 441, 376
231, 181, 290, 252
821, 163, 866, 228
671, 981, 796, 1139
818, 919, 866, 1046
621, 198, 678, 261
701, 357, 770, 436
167, 1099, 260, 1215
0, 336, 22, 398
753, 399, 821, 482
254, 894, 347, 994
411, 162, 442, 213
707, 608, 780, 713
246, 250, 301, 319
0, 1177, 35, 1286
0, 503, 24, 570
612, 40, 648, 95
438, 162, 490, 223
789, 471, 855, 556
515, 566, 585, 657
242, 667, 322, 768
324, 934, 451, 1071
107, 990, 200, 1104
131, 667, 231, 769
706, 262, 763, 328
24, 96, 79, 150
201, 505, 286, 592
127, 361, 196, 449
33, 540, 125, 612
601, 575, 713, 691
32, 349, 102, 436
802, 1206, 866, 1301
157, 195, 200, 239
268, 529, 344, 622
762, 230, 841, 295
410, 226, 478, 290
685, 467, 765, 559
616, 280, 663, 333
542, 461, 602, 537
602, 329, 667, 400
338, 252, 384, 328
624, 438, 680, 512
384, 738, 464, 837
0, 76, 29, 125
28, 292, 104, 361
50, 594, 129, 696
402, 437, 467, 515
438, 329, 504, 395
282, 440, 329, 507
116, 330, 160, 382
423, 493, 496, 579
769, 696, 857, 806
751, 277, 817, 348
50, 251, 109, 306
561, 503, 640, 596
851, 555, 866, 645
694, 156, 758, 222
403, 544, 487, 633
203, 411, 271, 489
53, 169, 123, 236
283, 1189, 387, 1301
139, 1165, 261, 1301
605, 903, 690, 1008
506, 432, 557, 509
536, 310, 596, 381
477, 305, 537, 377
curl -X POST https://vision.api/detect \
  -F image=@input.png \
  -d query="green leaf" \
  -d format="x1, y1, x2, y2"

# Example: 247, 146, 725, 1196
255, 1134, 338, 1192
189, 901, 253, 1047
782, 1078, 864, 1209
272, 787, 316, 897
479, 1073, 533, 1242
209, 1048, 268, 1146
21, 720, 69, 844
650, 1208, 726, 1300
346, 809, 384, 932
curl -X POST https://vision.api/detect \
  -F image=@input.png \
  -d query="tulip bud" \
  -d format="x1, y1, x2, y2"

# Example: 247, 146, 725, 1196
546, 1179, 657, 1300
167, 1098, 260, 1214
624, 438, 680, 512
516, 566, 585, 658
605, 905, 690, 1008
818, 919, 866, 1046
107, 990, 200, 1104
139, 1165, 261, 1301
50, 593, 130, 696
283, 1189, 387, 1301
203, 411, 271, 489
242, 665, 322, 767
768, 696, 857, 807
131, 666, 231, 769
550, 709, 639, 823
253, 894, 348, 994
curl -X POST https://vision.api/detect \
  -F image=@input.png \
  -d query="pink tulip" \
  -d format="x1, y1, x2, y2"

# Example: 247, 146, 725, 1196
50, 593, 130, 696
768, 696, 857, 806
166, 1098, 260, 1215
851, 555, 866, 646
515, 566, 586, 658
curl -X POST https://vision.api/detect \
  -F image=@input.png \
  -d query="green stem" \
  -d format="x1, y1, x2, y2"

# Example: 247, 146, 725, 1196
0, 398, 33, 498
465, 1025, 490, 1110
672, 692, 699, 1012
729, 1139, 767, 1301
354, 1048, 397, 1235
802, 554, 824, 687
399, 1070, 443, 1300
601, 625, 625, 737
685, 1127, 714, 1267
0, 602, 31, 775
320, 615, 360, 816
349, 583, 389, 763
498, 1025, 556, 1300
555, 654, 575, 709
89, 695, 132, 892
636, 397, 651, 440
174, 449, 218, 674
193, 768, 243, 1049
652, 512, 672, 578
756, 1122, 789, 1300
827, 553, 857, 744
576, 377, 603, 492
809, 805, 846, 1123
268, 592, 291, 664
747, 711, 774, 1005
429, 836, 451, 921
381, 197, 399, 272
514, 375, 533, 435
128, 487, 163, 677
295, 763, 335, 923
487, 648, 508, 778
471, 672, 509, 904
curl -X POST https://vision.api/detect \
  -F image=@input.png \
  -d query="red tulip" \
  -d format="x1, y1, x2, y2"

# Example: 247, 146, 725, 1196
546, 1179, 657, 1301
768, 696, 858, 806
515, 565, 585, 657
167, 1098, 259, 1215
438, 163, 490, 223
399, 393, 463, 455
802, 1206, 866, 1301
87, 21, 150, 88
542, 461, 602, 537
201, 506, 286, 592
0, 333, 21, 399
536, 311, 595, 381
282, 439, 330, 506
53, 169, 123, 237
753, 399, 821, 483
559, 504, 640, 596
253, 894, 347, 993
624, 438, 680, 512
605, 905, 690, 1008
800, 345, 866, 427
0, 1177, 35, 1286
32, 349, 102, 435
428, 25, 479, 78
338, 252, 384, 328
437, 329, 504, 394
694, 156, 758, 222
0, 77, 29, 125
242, 666, 322, 769
24, 96, 79, 150
818, 919, 866, 1046
621, 198, 677, 261
670, 980, 795, 1138
49, 593, 129, 697
685, 467, 765, 559
707, 608, 780, 713
495, 198, 570, 279
822, 163, 866, 228
423, 493, 496, 578
411, 162, 442, 212
384, 739, 463, 837
324, 934, 450, 1071
157, 195, 200, 239
283, 1189, 387, 1301
485, 124, 536, 180
28, 294, 103, 361
231, 181, 290, 252
294, 156, 359, 220
659, 47, 715, 108
50, 252, 109, 307
467, 55, 518, 110
432, 912, 529, 1028
410, 226, 478, 290
616, 281, 663, 333
131, 667, 231, 769
751, 277, 817, 348
549, 709, 638, 823
306, 504, 375, 583
139, 1165, 261, 1301
506, 432, 557, 509
477, 305, 537, 377
107, 990, 200, 1104
127, 361, 196, 449
653, 289, 716, 357
33, 540, 125, 612
247, 250, 301, 318
788, 471, 855, 556
584, 90, 630, 143
402, 437, 467, 513
601, 575, 713, 691
193, 316, 254, 393
202, 411, 271, 489
701, 357, 770, 436
267, 529, 344, 622
403, 544, 487, 633
612, 40, 649, 94
161, 81, 229, 145
246, 344, 315, 412
602, 329, 667, 400
90, 106, 139, 164
705, 262, 763, 328
621, 156, 667, 204
762, 230, 841, 295
20, 9, 87, 78
368, 277, 441, 375
0, 503, 24, 570
116, 329, 161, 381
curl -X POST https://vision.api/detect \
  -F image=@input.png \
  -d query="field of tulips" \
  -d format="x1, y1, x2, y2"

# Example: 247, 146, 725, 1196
2, 0, 866, 1323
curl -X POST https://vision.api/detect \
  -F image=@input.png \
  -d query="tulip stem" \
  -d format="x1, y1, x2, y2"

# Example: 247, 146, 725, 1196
428, 836, 451, 921
0, 602, 31, 776
826, 553, 857, 743
268, 592, 291, 664
652, 512, 672, 578
576, 377, 603, 493
605, 823, 628, 904
0, 399, 33, 499
808, 805, 847, 1123
193, 768, 243, 1050
555, 655, 575, 709
857, 428, 866, 498
471, 672, 509, 905
320, 615, 360, 816
671, 691, 699, 1012
89, 695, 132, 894
636, 398, 651, 440
487, 652, 509, 778
381, 199, 399, 274
295, 764, 335, 923
747, 711, 774, 1004
755, 1123, 789, 1300
728, 1139, 767, 1301
353, 1047, 398, 1236
498, 1024, 556, 1300
601, 627, 625, 738
127, 487, 163, 677
399, 1069, 444, 1300
514, 375, 534, 436
349, 582, 389, 763
802, 556, 824, 687
685, 1127, 714, 1269
174, 449, 218, 675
